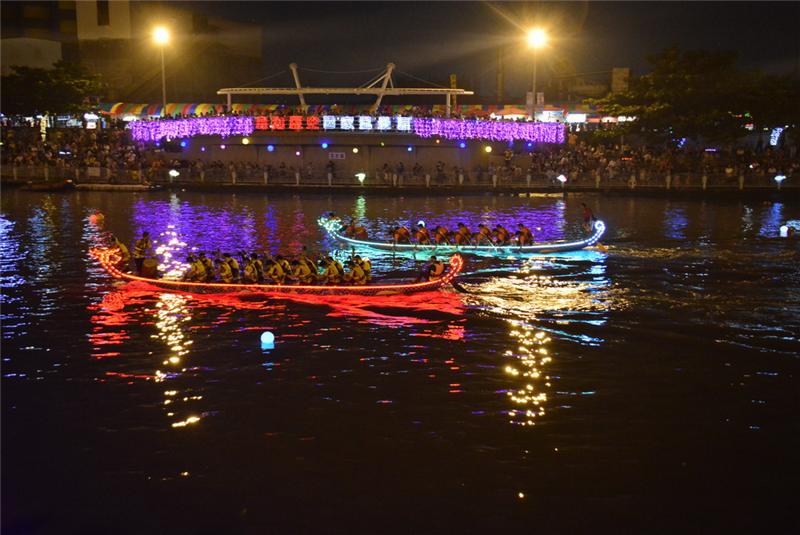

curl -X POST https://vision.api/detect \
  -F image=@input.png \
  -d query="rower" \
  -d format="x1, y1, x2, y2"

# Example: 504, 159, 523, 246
475, 223, 493, 245
199, 252, 215, 281
276, 255, 292, 275
455, 223, 472, 245
132, 231, 152, 274
263, 256, 286, 284
299, 246, 318, 274
223, 253, 240, 281
320, 256, 343, 284
242, 256, 259, 283
353, 255, 371, 281
343, 260, 367, 285
516, 223, 534, 245
581, 203, 596, 232
183, 255, 207, 282
342, 220, 358, 237
250, 253, 265, 282
111, 235, 131, 269
433, 225, 450, 244
416, 256, 445, 282
353, 224, 368, 240
290, 259, 315, 284
493, 224, 511, 245
393, 226, 411, 244
414, 222, 431, 244
215, 257, 233, 283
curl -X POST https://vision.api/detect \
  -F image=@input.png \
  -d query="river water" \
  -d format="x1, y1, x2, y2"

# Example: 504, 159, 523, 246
2, 190, 799, 533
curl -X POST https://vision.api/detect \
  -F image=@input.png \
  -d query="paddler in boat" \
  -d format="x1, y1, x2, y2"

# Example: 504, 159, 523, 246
276, 255, 292, 275
289, 259, 315, 284
215, 257, 233, 283
515, 223, 534, 245
223, 253, 240, 281
475, 223, 493, 245
343, 259, 367, 285
414, 222, 431, 244
433, 225, 450, 244
264, 255, 287, 284
198, 252, 215, 281
416, 256, 445, 282
342, 219, 357, 236
454, 223, 472, 245
110, 234, 131, 270
392, 225, 411, 244
320, 256, 343, 284
183, 254, 207, 282
581, 203, 596, 232
132, 231, 152, 274
250, 253, 265, 282
353, 255, 371, 281
298, 246, 318, 275
493, 224, 511, 245
241, 255, 259, 283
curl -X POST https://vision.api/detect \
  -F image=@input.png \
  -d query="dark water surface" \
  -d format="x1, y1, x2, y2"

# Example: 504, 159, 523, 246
2, 190, 799, 533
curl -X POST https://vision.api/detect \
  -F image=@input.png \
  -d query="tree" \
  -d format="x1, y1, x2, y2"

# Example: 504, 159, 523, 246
1, 60, 105, 115
587, 48, 799, 145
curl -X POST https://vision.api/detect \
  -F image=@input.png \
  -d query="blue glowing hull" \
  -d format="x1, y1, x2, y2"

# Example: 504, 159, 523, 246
321, 219, 606, 256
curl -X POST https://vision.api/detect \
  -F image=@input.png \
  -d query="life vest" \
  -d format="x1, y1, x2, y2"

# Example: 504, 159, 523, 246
114, 240, 131, 264
415, 227, 431, 243
394, 227, 410, 243
495, 227, 510, 244
252, 259, 264, 280
292, 263, 315, 284
226, 258, 240, 278
434, 227, 449, 244
217, 262, 233, 283
430, 261, 445, 278
518, 227, 533, 245
133, 237, 151, 259
242, 261, 258, 283
351, 265, 367, 285
354, 226, 368, 240
357, 259, 372, 281
300, 255, 317, 274
455, 227, 471, 244
200, 257, 214, 279
192, 260, 207, 282
344, 224, 358, 237
476, 227, 492, 243
324, 260, 342, 284
278, 258, 291, 274
266, 260, 285, 283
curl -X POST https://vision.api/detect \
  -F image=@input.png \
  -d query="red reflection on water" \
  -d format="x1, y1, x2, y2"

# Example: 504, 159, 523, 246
91, 279, 465, 328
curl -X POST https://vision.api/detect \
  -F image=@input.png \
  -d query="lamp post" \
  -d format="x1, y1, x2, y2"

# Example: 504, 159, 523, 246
153, 26, 170, 111
526, 28, 547, 120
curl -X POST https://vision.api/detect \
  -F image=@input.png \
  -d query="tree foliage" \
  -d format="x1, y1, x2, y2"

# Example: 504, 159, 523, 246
1, 61, 105, 115
587, 48, 800, 145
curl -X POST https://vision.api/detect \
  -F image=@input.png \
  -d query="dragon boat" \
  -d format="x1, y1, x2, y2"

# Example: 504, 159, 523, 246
89, 247, 463, 296
320, 217, 606, 255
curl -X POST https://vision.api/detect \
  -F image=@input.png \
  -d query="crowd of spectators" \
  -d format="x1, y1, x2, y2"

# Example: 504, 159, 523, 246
2, 124, 797, 186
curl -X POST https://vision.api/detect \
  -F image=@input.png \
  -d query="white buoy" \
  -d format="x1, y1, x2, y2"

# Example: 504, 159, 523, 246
260, 331, 275, 344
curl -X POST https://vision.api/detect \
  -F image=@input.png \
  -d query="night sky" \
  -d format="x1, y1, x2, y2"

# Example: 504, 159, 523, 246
189, 1, 800, 98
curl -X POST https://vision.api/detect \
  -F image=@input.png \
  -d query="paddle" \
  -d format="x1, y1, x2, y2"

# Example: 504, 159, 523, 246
450, 280, 471, 293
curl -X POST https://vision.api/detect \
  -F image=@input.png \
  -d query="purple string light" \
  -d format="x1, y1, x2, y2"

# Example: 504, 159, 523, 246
129, 117, 254, 143
128, 116, 564, 144
413, 118, 565, 144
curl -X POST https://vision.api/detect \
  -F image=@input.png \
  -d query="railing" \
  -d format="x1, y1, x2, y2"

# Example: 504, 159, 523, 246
2, 164, 795, 191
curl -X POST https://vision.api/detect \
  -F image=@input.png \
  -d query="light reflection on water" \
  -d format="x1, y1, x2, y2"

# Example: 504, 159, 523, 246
2, 190, 800, 530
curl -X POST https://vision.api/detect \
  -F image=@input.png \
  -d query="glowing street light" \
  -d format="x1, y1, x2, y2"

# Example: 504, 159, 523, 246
153, 26, 170, 110
526, 28, 548, 120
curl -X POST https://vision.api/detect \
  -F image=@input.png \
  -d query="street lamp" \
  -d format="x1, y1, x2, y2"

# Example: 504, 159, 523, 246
526, 28, 548, 120
153, 26, 170, 110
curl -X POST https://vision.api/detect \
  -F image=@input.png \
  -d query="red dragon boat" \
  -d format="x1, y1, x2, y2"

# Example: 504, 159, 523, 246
89, 247, 464, 296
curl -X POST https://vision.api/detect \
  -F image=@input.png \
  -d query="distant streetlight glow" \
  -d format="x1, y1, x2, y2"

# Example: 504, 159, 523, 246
153, 27, 171, 110
526, 28, 548, 120
526, 28, 547, 48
